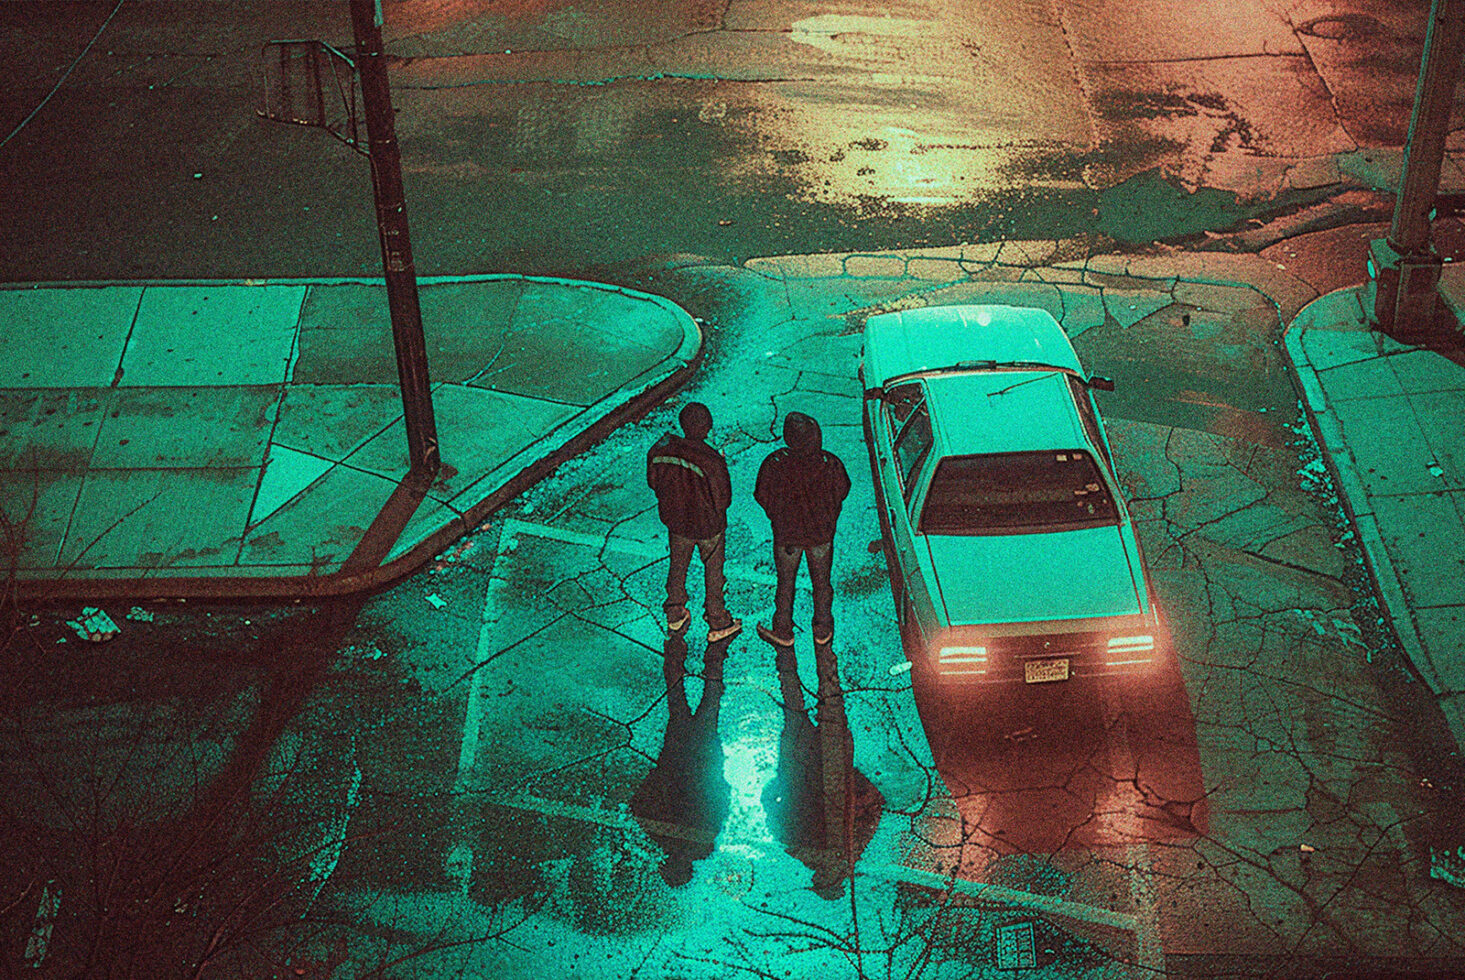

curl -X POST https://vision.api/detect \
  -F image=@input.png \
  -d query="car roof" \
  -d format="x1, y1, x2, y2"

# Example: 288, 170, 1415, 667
863, 304, 1083, 387
924, 370, 1091, 456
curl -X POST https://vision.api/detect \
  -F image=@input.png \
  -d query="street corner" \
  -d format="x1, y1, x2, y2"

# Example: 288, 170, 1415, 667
499, 275, 702, 377
0, 274, 707, 599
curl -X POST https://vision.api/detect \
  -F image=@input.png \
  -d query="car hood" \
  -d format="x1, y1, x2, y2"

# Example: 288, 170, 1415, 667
924, 525, 1143, 626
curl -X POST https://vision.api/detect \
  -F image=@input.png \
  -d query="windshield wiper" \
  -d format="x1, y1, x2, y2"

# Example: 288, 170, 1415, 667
953, 359, 1060, 371
988, 373, 1053, 397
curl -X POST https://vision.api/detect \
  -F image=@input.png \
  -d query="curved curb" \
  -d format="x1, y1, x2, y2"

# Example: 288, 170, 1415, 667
1280, 285, 1438, 692
12, 275, 703, 601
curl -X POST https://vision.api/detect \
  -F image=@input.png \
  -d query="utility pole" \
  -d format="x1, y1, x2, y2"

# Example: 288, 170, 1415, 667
1370, 0, 1465, 342
349, 0, 440, 478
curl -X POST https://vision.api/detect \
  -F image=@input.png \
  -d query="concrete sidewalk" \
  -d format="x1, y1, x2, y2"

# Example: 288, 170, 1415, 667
0, 275, 699, 598
1284, 286, 1465, 737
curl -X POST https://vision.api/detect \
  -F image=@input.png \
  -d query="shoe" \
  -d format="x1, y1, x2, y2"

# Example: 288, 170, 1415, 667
707, 619, 743, 643
813, 627, 833, 646
667, 610, 690, 633
756, 623, 794, 648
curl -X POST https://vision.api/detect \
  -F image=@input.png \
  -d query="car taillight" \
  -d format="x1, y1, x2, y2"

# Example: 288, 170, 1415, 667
1106, 633, 1155, 666
938, 645, 987, 674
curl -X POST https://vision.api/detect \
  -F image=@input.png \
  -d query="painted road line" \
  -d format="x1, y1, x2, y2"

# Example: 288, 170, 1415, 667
1099, 682, 1167, 975
1127, 844, 1165, 976
455, 525, 512, 791
444, 523, 514, 885
499, 517, 780, 587
470, 785, 1142, 935
869, 863, 1139, 932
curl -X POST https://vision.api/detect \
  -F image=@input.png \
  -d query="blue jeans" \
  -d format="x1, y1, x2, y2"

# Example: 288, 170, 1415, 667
772, 539, 833, 639
666, 530, 732, 628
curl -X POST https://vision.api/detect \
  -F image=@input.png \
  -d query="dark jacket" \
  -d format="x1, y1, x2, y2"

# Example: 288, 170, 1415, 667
647, 434, 732, 539
754, 414, 850, 547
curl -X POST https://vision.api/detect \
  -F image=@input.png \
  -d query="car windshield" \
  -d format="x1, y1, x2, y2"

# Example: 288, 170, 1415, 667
919, 450, 1119, 534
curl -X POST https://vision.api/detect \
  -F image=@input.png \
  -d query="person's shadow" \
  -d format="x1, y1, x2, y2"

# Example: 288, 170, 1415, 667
630, 631, 732, 887
762, 643, 884, 900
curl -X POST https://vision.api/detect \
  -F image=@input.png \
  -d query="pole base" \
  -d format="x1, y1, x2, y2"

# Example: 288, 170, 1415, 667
1369, 238, 1444, 344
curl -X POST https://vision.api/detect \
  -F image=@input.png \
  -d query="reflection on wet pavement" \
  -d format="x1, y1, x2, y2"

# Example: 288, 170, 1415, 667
763, 644, 884, 900
630, 632, 731, 887
916, 661, 1209, 861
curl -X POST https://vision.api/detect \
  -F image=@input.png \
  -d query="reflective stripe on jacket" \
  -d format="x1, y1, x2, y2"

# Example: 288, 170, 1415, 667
647, 434, 731, 539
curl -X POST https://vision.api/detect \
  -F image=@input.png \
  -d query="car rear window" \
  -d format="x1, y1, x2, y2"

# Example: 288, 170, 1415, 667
919, 450, 1118, 534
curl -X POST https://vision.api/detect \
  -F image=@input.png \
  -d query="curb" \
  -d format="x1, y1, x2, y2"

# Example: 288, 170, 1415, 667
1280, 287, 1438, 692
10, 276, 703, 601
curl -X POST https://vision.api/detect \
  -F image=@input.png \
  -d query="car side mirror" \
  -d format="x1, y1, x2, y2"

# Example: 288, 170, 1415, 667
1088, 375, 1115, 392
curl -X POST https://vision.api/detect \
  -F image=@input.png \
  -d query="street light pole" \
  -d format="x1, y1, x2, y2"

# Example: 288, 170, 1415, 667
349, 0, 440, 478
1370, 0, 1465, 341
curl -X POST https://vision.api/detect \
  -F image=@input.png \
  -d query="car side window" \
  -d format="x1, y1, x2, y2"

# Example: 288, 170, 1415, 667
893, 400, 933, 499
1068, 376, 1112, 468
883, 383, 922, 441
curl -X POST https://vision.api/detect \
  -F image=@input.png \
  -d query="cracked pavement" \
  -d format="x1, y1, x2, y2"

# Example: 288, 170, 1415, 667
4, 253, 1464, 975
296, 252, 1465, 975
5, 1, 1465, 975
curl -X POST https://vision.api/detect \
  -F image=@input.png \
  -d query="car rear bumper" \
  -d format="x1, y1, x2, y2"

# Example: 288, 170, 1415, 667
924, 629, 1162, 685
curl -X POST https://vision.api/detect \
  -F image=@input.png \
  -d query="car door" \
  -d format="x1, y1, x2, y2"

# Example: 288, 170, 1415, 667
883, 385, 940, 650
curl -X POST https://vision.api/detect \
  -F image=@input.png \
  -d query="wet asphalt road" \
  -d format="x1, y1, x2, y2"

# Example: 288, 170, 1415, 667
4, 1, 1465, 977
0, 0, 1426, 281
9, 258, 1465, 977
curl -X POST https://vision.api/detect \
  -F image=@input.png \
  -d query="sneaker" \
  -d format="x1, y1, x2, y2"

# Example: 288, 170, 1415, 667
707, 619, 743, 643
667, 610, 690, 633
756, 623, 795, 648
813, 627, 833, 646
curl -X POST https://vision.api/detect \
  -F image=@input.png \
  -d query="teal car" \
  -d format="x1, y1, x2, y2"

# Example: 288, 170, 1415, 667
859, 305, 1162, 685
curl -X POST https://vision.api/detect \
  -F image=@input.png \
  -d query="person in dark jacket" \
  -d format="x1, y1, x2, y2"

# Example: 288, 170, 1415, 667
754, 412, 850, 647
647, 402, 742, 642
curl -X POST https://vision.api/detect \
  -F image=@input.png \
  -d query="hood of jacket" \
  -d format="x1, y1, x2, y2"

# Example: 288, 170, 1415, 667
783, 411, 822, 455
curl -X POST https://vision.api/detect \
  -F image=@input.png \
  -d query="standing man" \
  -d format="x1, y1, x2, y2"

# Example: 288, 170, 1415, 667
754, 412, 850, 648
647, 402, 742, 643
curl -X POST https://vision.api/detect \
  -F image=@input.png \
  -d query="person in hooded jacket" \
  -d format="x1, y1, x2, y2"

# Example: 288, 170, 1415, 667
647, 402, 742, 642
754, 412, 850, 647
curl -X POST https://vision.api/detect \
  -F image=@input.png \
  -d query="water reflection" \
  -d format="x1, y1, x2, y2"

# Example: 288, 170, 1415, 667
629, 632, 731, 887
915, 659, 1208, 861
762, 644, 884, 899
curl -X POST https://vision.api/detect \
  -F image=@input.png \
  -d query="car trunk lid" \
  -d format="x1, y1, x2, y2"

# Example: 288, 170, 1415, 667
924, 526, 1142, 626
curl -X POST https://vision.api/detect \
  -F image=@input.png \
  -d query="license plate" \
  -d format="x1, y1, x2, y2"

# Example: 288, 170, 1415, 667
1024, 657, 1070, 684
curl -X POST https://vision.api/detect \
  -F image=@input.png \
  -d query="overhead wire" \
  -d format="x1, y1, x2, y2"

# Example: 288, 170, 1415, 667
0, 0, 126, 151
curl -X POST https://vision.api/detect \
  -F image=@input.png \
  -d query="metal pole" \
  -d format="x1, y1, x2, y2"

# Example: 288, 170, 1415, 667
1370, 0, 1465, 339
349, 0, 439, 477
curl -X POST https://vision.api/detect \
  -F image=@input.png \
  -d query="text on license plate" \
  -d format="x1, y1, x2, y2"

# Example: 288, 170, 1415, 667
1024, 657, 1070, 684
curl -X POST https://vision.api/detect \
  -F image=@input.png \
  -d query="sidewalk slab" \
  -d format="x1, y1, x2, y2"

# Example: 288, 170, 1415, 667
0, 275, 700, 598
1283, 285, 1465, 737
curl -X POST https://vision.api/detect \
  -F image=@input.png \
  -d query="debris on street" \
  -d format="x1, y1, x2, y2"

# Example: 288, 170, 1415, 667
431, 538, 478, 572
24, 881, 60, 967
343, 642, 385, 661
125, 606, 155, 622
1431, 846, 1465, 888
66, 607, 119, 642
